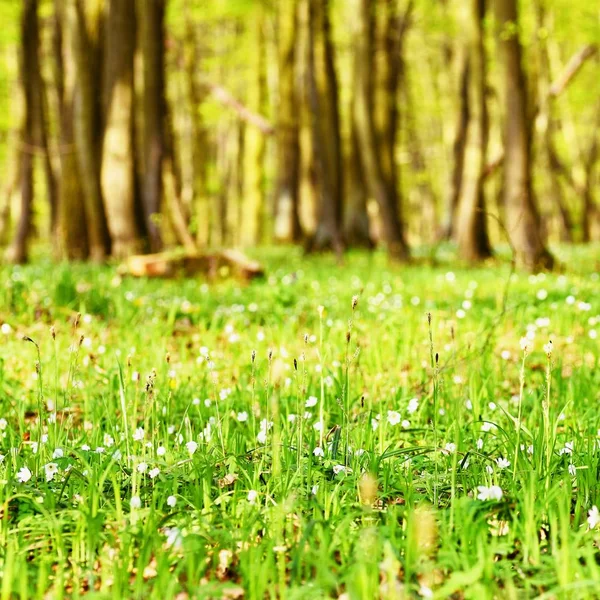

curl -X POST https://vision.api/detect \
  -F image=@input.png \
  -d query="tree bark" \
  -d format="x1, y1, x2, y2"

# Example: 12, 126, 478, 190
101, 0, 142, 258
305, 0, 344, 255
495, 0, 553, 271
274, 0, 302, 243
456, 0, 493, 261
139, 0, 165, 252
7, 0, 40, 263
241, 5, 267, 246
55, 0, 88, 259
71, 0, 110, 260
353, 0, 409, 261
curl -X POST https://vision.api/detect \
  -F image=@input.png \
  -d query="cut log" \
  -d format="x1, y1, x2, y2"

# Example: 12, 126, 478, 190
121, 250, 264, 281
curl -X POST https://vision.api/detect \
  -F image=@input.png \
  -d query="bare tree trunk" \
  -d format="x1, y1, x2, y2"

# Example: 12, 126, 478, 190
101, 0, 142, 258
495, 0, 553, 271
353, 0, 410, 261
456, 0, 492, 261
139, 0, 165, 252
7, 0, 40, 263
71, 0, 110, 260
581, 103, 600, 242
55, 0, 88, 259
274, 0, 302, 242
241, 5, 267, 246
305, 0, 344, 255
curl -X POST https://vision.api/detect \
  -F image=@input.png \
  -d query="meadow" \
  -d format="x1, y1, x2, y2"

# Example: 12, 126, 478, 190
1, 246, 600, 599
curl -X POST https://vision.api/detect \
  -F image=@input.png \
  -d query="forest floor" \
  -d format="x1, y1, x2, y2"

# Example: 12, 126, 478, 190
1, 245, 600, 599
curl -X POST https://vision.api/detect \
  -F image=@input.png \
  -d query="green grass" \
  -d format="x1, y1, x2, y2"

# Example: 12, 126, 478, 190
1, 246, 600, 599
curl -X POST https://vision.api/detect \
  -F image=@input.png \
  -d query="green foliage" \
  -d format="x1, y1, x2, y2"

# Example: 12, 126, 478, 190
0, 247, 600, 596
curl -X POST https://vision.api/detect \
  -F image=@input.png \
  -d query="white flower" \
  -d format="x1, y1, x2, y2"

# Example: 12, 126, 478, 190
130, 496, 142, 509
481, 422, 496, 433
443, 442, 457, 454
164, 527, 183, 549
588, 506, 600, 529
476, 438, 484, 450
167, 495, 177, 508
95, 446, 105, 454
559, 441, 574, 456
257, 430, 267, 444
333, 464, 352, 475
17, 466, 32, 483
103, 434, 115, 448
401, 420, 410, 429
418, 585, 434, 598
501, 350, 511, 360
0, 454, 4, 464
149, 467, 160, 479
407, 398, 419, 414
186, 441, 198, 455
543, 340, 553, 356
477, 485, 503, 501
527, 445, 534, 455
305, 396, 318, 408
313, 447, 324, 457
519, 337, 532, 354
237, 411, 248, 422
112, 449, 122, 460
387, 410, 401, 426
133, 428, 145, 442
568, 463, 576, 476
313, 421, 324, 432
496, 457, 510, 469
247, 490, 258, 504
371, 418, 380, 431
465, 400, 473, 410
137, 462, 148, 473
81, 444, 90, 451
1, 323, 13, 335
44, 462, 59, 482
485, 465, 494, 475
311, 485, 318, 495
488, 402, 496, 411
0, 418, 7, 430
52, 448, 64, 459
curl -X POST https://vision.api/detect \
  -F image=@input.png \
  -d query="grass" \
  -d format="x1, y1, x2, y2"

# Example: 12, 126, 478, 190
0, 245, 600, 599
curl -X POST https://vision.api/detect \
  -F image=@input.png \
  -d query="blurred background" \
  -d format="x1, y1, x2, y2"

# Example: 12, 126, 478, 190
0, 0, 597, 270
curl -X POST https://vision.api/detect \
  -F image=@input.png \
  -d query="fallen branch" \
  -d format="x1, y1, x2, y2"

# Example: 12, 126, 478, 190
200, 78, 275, 136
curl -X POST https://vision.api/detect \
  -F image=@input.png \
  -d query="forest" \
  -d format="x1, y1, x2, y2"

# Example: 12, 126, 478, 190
0, 0, 597, 271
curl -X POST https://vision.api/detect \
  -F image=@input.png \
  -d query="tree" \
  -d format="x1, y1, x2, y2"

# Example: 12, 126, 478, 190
101, 0, 142, 258
456, 0, 492, 261
6, 0, 40, 263
305, 0, 344, 255
353, 0, 410, 261
495, 0, 553, 271
274, 0, 302, 243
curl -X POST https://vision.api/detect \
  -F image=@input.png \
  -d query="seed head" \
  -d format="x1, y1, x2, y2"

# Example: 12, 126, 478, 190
352, 295, 359, 311
251, 350, 256, 363
50, 326, 56, 340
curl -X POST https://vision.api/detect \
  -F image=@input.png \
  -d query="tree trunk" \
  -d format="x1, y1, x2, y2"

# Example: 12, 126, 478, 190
456, 0, 493, 261
101, 0, 142, 258
55, 0, 88, 259
71, 0, 110, 260
139, 0, 165, 252
241, 5, 267, 246
441, 55, 469, 241
581, 103, 600, 242
274, 0, 302, 243
495, 0, 553, 271
7, 0, 40, 264
305, 0, 344, 255
353, 0, 409, 261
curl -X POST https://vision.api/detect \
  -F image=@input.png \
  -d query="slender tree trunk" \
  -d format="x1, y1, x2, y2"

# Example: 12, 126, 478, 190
101, 0, 142, 258
139, 0, 165, 252
71, 0, 110, 260
274, 0, 302, 242
241, 5, 267, 246
353, 0, 409, 261
7, 0, 40, 263
55, 0, 88, 259
581, 103, 600, 242
495, 0, 553, 271
456, 0, 493, 261
305, 0, 344, 255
